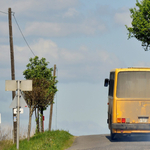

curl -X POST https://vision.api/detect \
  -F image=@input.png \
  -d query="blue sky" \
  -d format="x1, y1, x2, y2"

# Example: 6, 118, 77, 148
0, 0, 149, 136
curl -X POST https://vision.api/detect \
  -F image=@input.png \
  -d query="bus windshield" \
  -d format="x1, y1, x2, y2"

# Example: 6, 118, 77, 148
117, 71, 150, 98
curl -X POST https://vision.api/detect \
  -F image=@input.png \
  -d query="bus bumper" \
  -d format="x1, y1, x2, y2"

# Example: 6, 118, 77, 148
112, 123, 150, 130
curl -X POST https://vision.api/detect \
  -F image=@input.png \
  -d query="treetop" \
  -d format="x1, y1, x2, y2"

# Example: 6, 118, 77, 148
23, 56, 53, 80
126, 0, 150, 51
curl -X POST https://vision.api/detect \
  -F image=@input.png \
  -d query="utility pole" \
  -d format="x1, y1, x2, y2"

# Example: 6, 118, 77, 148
8, 8, 16, 143
49, 64, 56, 131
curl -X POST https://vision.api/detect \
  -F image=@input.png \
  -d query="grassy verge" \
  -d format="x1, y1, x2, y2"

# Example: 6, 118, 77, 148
0, 140, 13, 150
2, 130, 74, 150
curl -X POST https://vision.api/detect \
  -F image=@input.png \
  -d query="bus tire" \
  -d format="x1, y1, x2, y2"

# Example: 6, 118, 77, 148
110, 116, 116, 140
110, 128, 115, 140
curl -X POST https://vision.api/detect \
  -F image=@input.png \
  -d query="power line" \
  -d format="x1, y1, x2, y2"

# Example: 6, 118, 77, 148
0, 11, 8, 15
12, 13, 36, 57
0, 10, 36, 57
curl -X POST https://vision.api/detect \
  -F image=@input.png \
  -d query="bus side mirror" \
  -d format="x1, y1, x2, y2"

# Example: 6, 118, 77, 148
104, 78, 109, 87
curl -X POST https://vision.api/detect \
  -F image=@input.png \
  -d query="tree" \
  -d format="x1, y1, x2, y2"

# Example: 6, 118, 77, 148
126, 0, 150, 51
22, 56, 57, 140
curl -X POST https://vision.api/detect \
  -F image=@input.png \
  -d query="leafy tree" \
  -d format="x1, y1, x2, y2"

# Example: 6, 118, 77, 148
126, 0, 150, 51
23, 56, 57, 140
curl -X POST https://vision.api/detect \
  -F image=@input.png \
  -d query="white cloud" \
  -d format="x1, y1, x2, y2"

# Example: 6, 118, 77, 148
79, 45, 88, 52
0, 39, 122, 82
0, 0, 79, 14
0, 20, 22, 39
60, 48, 84, 63
0, 45, 10, 62
0, 22, 9, 36
24, 20, 106, 37
114, 8, 132, 26
81, 19, 106, 35
133, 62, 150, 67
42, 0, 78, 11
32, 39, 58, 59
57, 48, 122, 82
0, 1, 108, 39
25, 22, 65, 37
63, 8, 79, 18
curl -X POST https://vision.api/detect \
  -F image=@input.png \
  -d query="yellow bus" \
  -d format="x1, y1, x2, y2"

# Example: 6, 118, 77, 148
104, 68, 150, 140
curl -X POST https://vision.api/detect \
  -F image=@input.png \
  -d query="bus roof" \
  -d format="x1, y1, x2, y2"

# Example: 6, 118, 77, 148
110, 67, 150, 72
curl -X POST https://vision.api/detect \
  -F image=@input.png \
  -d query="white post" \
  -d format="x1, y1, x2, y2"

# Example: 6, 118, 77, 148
5, 79, 32, 149
17, 81, 20, 149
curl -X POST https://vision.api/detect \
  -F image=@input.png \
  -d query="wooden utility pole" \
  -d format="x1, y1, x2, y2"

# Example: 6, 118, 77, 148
49, 64, 56, 131
8, 8, 16, 143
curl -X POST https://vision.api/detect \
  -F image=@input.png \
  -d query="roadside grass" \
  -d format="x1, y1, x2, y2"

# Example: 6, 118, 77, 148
0, 140, 13, 150
0, 126, 13, 150
3, 130, 74, 150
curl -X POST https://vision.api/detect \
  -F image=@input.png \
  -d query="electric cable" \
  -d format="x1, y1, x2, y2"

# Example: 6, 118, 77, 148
0, 11, 7, 15
0, 10, 36, 57
12, 13, 36, 57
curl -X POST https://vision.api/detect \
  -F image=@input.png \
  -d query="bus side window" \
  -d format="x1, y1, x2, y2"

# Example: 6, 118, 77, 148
109, 72, 115, 97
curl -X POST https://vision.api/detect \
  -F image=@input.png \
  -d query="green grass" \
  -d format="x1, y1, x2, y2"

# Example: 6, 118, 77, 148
2, 130, 74, 150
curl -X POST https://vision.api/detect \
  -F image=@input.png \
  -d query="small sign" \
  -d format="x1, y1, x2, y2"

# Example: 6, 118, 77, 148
14, 108, 23, 114
14, 116, 17, 122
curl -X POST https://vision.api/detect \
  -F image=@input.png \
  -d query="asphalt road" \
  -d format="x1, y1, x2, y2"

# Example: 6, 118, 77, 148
67, 134, 150, 150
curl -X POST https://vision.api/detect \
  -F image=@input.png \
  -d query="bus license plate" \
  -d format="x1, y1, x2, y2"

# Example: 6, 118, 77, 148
138, 118, 148, 123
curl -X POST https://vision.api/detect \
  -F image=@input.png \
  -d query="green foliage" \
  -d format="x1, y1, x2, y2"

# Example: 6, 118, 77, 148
23, 56, 53, 80
23, 56, 58, 138
5, 130, 74, 150
23, 78, 57, 108
126, 0, 150, 51
23, 56, 58, 109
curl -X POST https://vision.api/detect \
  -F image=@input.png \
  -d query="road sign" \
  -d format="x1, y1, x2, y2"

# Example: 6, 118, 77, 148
5, 80, 32, 91
14, 108, 23, 114
5, 80, 32, 149
20, 80, 32, 91
5, 80, 17, 91
9, 94, 28, 108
